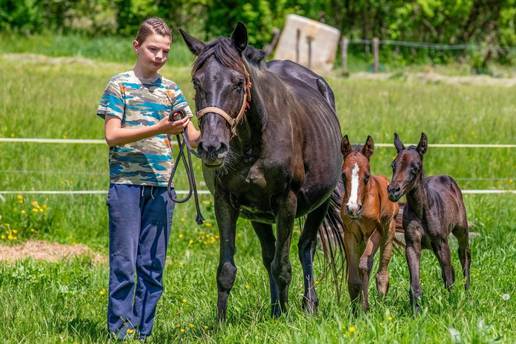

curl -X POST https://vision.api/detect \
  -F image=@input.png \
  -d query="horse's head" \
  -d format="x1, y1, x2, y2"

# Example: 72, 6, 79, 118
387, 132, 427, 202
340, 135, 374, 219
180, 23, 252, 168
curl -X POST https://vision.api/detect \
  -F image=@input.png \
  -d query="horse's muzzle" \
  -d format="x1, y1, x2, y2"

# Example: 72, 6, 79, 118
198, 140, 228, 167
387, 184, 402, 202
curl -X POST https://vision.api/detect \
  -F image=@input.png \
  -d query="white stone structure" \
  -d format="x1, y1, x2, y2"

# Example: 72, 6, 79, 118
274, 14, 340, 73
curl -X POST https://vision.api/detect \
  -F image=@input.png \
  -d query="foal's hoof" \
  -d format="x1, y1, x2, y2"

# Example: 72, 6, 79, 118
302, 297, 319, 314
271, 303, 282, 318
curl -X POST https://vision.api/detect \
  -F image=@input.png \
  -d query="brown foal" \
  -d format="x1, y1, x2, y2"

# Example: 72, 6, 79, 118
387, 133, 471, 313
340, 135, 399, 311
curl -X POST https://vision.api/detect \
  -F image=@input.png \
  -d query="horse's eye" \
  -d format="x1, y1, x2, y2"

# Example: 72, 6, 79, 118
341, 173, 346, 183
391, 161, 396, 170
364, 174, 370, 184
192, 79, 200, 89
410, 168, 418, 175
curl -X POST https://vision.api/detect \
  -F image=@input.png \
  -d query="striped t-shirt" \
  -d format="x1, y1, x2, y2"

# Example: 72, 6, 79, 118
97, 71, 193, 187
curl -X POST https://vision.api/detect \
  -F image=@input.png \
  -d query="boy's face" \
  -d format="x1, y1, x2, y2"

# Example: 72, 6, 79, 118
133, 33, 171, 74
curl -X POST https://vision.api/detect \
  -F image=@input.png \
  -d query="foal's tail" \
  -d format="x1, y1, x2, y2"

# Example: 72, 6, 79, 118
318, 179, 346, 300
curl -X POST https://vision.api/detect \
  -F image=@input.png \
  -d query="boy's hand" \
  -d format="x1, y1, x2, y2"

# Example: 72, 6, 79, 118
156, 116, 190, 135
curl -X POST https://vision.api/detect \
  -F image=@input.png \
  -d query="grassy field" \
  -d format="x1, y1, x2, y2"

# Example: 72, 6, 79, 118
0, 47, 515, 343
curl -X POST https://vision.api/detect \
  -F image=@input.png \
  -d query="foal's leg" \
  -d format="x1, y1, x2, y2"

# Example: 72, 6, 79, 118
343, 230, 362, 314
214, 194, 239, 322
453, 225, 471, 290
271, 190, 297, 315
405, 226, 423, 313
359, 229, 381, 311
376, 220, 395, 297
431, 237, 455, 290
298, 199, 330, 314
251, 222, 280, 317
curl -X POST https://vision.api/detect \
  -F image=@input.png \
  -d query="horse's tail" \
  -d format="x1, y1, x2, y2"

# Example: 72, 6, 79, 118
318, 178, 346, 301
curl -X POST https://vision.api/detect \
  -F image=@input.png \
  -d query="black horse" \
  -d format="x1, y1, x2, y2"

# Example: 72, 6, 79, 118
180, 23, 343, 321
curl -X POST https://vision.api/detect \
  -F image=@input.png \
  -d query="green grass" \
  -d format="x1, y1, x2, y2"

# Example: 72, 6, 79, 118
0, 48, 515, 343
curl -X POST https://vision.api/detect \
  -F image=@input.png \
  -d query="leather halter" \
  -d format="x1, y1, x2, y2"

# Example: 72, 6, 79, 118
196, 64, 252, 137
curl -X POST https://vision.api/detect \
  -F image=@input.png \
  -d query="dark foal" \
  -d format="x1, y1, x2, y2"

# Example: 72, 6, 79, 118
341, 135, 399, 312
387, 133, 471, 312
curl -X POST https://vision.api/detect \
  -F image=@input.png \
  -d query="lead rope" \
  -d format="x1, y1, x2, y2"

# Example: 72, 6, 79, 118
167, 125, 204, 225
165, 94, 204, 225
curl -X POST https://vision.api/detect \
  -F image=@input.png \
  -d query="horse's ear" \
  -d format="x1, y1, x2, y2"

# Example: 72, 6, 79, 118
394, 132, 405, 153
417, 132, 428, 156
231, 22, 248, 53
179, 29, 205, 56
362, 135, 374, 159
341, 135, 352, 158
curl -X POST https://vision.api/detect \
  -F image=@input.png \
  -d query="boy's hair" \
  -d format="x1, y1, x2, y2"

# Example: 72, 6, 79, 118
135, 17, 172, 44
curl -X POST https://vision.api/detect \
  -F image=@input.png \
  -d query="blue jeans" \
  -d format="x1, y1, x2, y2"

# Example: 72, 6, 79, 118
107, 183, 175, 339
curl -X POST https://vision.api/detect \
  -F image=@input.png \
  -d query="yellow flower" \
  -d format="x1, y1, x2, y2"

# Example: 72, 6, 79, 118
31, 200, 39, 208
181, 298, 187, 304
16, 194, 24, 204
127, 328, 135, 335
347, 325, 357, 336
20, 210, 26, 215
1, 235, 5, 240
179, 233, 184, 239
188, 323, 194, 328
99, 288, 107, 296
180, 328, 186, 333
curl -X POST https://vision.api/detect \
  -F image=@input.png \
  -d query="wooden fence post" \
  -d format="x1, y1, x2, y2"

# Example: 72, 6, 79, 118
341, 37, 349, 74
306, 35, 313, 69
373, 37, 379, 73
295, 29, 301, 63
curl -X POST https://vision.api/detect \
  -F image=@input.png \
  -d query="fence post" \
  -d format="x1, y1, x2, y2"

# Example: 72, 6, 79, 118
306, 35, 313, 69
341, 37, 349, 74
295, 29, 301, 63
372, 37, 379, 73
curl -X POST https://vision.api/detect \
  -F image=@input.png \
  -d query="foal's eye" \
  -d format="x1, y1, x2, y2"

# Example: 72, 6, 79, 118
341, 173, 346, 183
391, 161, 396, 170
233, 80, 244, 91
410, 167, 418, 175
364, 174, 370, 184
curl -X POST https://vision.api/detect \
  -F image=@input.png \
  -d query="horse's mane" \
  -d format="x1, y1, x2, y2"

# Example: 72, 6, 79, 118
193, 37, 248, 76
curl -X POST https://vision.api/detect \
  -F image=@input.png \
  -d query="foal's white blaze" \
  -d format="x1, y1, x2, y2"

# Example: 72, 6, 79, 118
347, 163, 360, 211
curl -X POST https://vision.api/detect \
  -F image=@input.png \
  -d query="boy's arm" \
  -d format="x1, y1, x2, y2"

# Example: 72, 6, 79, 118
104, 115, 190, 147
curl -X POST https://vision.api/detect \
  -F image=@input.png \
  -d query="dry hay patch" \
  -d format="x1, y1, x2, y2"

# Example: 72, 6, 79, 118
0, 240, 105, 264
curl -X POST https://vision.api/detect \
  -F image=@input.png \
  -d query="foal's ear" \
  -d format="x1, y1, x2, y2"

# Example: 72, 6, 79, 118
362, 135, 374, 159
417, 132, 428, 156
394, 132, 405, 153
179, 29, 205, 56
341, 135, 353, 157
231, 22, 248, 53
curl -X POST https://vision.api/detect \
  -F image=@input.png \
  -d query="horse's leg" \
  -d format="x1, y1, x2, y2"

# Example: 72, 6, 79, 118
431, 238, 455, 290
271, 190, 297, 315
251, 221, 280, 317
405, 227, 423, 313
214, 194, 239, 322
298, 198, 330, 314
359, 229, 381, 311
343, 229, 362, 314
453, 225, 471, 290
376, 220, 396, 297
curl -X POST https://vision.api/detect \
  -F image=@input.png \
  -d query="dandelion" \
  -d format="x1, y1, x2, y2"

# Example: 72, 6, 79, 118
16, 194, 24, 204
502, 293, 510, 301
99, 288, 107, 296
347, 325, 357, 336
188, 323, 194, 329
180, 328, 186, 333
127, 328, 135, 335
